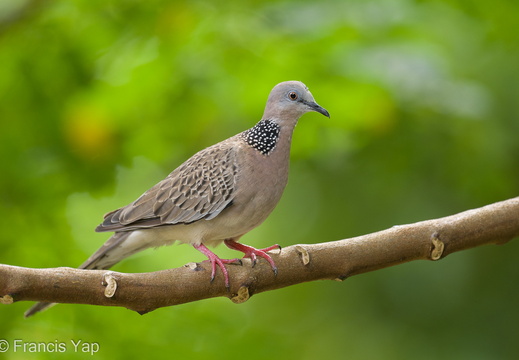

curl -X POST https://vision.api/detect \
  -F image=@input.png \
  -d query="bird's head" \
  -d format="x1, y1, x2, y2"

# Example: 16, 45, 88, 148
263, 81, 330, 124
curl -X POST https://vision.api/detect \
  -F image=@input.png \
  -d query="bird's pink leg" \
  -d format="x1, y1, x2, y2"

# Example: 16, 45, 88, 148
193, 244, 239, 288
224, 240, 280, 275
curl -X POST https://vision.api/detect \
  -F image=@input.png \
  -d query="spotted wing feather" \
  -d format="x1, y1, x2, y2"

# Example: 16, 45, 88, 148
96, 144, 238, 232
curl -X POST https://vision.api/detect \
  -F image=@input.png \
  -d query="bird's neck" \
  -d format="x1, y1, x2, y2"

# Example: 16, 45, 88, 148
241, 119, 285, 155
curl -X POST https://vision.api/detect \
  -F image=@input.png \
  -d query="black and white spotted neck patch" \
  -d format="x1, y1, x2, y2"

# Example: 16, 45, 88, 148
241, 119, 281, 155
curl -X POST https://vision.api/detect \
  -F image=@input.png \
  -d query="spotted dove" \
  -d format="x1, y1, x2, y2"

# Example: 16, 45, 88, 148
25, 80, 329, 317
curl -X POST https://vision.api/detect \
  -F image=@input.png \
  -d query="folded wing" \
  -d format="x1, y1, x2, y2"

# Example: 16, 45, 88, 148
96, 145, 238, 232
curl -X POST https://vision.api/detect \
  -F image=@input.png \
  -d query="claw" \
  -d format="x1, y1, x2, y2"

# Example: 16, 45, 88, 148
192, 241, 279, 288
193, 244, 239, 289
250, 252, 257, 267
224, 240, 280, 275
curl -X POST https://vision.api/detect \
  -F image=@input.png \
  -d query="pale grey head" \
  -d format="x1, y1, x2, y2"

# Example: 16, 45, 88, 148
262, 81, 330, 124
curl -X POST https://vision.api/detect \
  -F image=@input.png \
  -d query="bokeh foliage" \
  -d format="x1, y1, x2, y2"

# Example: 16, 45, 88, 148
1, 0, 518, 358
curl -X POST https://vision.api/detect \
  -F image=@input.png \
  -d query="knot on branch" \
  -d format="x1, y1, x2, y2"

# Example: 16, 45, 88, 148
295, 245, 310, 265
0, 295, 13, 305
430, 232, 445, 260
230, 286, 250, 304
102, 272, 118, 298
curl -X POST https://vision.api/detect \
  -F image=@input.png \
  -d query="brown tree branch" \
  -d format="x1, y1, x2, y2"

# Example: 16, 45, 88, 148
1, 197, 519, 315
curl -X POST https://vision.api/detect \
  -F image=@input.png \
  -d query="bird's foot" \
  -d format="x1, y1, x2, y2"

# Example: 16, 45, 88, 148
224, 240, 280, 275
193, 244, 240, 289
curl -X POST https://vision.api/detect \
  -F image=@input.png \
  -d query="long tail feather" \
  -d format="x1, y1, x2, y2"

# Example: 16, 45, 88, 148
25, 232, 133, 318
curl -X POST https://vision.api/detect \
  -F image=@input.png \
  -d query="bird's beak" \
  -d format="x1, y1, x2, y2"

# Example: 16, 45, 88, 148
302, 100, 330, 118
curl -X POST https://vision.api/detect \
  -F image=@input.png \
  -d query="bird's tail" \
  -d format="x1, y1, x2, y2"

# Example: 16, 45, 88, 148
25, 232, 133, 318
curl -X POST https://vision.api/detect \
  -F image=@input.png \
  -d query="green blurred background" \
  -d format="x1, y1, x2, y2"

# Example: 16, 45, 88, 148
1, 0, 518, 358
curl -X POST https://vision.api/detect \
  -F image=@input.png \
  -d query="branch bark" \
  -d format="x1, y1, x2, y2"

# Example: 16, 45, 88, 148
1, 197, 519, 315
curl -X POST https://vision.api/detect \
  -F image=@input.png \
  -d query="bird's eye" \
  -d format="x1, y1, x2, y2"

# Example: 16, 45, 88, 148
288, 91, 298, 101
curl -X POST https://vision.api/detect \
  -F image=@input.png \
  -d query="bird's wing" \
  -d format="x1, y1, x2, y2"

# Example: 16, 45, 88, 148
96, 144, 238, 232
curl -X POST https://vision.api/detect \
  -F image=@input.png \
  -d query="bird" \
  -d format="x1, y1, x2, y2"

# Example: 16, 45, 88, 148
25, 80, 329, 317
